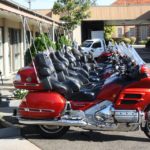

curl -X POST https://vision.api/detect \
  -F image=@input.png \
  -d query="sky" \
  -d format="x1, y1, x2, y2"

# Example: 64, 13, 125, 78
12, 0, 116, 9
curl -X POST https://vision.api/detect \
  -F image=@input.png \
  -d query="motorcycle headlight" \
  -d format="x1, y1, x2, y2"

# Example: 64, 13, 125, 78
14, 74, 21, 82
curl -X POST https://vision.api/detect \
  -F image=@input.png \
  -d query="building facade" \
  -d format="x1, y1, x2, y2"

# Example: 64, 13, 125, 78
0, 0, 60, 77
112, 0, 150, 42
33, 1, 150, 44
113, 0, 150, 5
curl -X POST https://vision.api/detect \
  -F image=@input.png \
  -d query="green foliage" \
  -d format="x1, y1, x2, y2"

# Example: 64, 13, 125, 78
24, 34, 72, 64
104, 25, 115, 41
113, 37, 136, 45
113, 38, 122, 43
122, 37, 131, 44
52, 0, 92, 31
55, 35, 71, 50
146, 37, 150, 41
130, 36, 136, 45
91, 0, 97, 5
139, 40, 147, 45
25, 34, 56, 65
13, 89, 28, 99
146, 39, 150, 48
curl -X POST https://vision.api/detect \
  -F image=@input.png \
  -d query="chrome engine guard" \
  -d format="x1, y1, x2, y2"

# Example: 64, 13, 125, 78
18, 100, 145, 132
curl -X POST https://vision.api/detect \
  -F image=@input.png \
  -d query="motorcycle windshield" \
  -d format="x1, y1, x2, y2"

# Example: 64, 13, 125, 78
115, 43, 145, 66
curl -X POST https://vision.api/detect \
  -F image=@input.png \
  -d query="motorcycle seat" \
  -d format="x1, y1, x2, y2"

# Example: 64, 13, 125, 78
70, 91, 96, 101
55, 51, 69, 67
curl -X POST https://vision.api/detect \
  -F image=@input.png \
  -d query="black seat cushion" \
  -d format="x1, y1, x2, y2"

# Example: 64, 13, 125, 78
42, 76, 72, 97
69, 83, 102, 101
70, 91, 96, 101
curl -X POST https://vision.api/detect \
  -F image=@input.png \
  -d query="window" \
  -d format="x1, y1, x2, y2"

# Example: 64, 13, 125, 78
129, 28, 135, 37
140, 26, 148, 40
118, 27, 123, 38
82, 40, 93, 47
9, 28, 21, 72
92, 42, 101, 48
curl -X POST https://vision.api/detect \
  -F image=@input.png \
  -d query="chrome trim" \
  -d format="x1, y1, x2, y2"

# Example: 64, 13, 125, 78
114, 110, 139, 123
17, 100, 146, 132
14, 83, 40, 87
18, 118, 87, 127
19, 108, 55, 113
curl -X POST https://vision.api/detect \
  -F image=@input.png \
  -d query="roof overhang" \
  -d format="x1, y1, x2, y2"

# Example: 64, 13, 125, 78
0, 0, 61, 26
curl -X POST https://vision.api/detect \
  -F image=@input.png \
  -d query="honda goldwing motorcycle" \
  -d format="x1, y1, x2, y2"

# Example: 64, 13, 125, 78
13, 44, 150, 139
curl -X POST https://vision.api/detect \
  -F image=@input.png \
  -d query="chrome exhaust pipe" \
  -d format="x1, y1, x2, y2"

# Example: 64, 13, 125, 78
19, 118, 87, 127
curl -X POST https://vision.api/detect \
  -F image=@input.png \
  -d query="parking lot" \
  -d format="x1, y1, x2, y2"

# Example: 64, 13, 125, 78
22, 127, 149, 150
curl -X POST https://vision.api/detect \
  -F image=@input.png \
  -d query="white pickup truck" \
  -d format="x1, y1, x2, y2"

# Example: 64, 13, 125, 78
80, 39, 107, 58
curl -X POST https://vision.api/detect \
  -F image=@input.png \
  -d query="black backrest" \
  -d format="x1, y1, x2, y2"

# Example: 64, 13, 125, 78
50, 52, 61, 64
34, 52, 69, 94
64, 50, 76, 63
55, 51, 69, 66
35, 52, 55, 72
34, 52, 57, 79
50, 52, 67, 73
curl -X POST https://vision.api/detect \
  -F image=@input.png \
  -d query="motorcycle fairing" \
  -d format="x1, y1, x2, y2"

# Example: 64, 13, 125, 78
115, 77, 150, 111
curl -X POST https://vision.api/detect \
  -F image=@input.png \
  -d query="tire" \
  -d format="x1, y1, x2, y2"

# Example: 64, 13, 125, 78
143, 121, 150, 139
143, 106, 150, 139
38, 125, 70, 138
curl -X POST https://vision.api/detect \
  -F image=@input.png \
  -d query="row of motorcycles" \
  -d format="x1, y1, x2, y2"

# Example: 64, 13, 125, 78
13, 42, 150, 139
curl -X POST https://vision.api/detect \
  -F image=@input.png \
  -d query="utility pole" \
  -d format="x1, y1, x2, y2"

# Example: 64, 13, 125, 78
26, 0, 35, 9
28, 0, 31, 9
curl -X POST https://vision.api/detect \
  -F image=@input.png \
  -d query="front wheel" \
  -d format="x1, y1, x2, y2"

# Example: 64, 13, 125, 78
143, 120, 150, 139
143, 107, 150, 139
38, 125, 70, 138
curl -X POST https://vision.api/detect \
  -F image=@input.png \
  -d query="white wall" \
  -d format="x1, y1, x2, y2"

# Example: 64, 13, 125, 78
73, 25, 81, 45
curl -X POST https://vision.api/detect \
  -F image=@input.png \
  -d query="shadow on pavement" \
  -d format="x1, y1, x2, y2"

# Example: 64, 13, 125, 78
21, 126, 150, 143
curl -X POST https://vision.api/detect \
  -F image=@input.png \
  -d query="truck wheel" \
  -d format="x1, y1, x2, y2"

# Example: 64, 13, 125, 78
38, 125, 70, 138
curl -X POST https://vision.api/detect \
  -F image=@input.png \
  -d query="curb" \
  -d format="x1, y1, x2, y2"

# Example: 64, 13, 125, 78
0, 116, 16, 128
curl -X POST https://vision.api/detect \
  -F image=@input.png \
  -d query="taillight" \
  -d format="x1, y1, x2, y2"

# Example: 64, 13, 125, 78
140, 65, 150, 77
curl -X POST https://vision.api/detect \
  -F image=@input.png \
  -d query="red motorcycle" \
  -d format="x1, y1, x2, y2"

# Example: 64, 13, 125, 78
14, 45, 150, 139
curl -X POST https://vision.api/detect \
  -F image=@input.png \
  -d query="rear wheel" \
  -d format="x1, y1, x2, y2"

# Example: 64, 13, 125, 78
38, 125, 70, 138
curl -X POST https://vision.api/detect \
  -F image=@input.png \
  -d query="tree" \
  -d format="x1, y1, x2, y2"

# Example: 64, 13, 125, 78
52, 0, 92, 32
104, 25, 115, 41
91, 0, 97, 5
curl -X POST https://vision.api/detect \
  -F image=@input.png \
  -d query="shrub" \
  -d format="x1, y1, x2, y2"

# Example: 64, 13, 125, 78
104, 25, 115, 41
146, 37, 150, 41
13, 89, 28, 99
122, 37, 131, 44
130, 37, 136, 45
139, 40, 147, 45
113, 38, 123, 43
55, 35, 71, 51
25, 34, 56, 65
